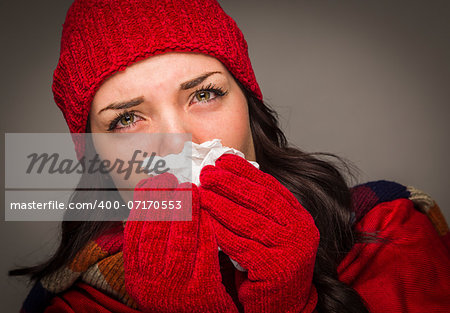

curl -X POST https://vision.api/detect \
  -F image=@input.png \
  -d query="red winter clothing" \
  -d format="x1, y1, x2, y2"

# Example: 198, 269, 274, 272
43, 198, 450, 313
338, 198, 450, 312
43, 283, 139, 313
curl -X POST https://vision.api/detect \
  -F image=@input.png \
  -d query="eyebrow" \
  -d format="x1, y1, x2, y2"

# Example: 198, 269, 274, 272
98, 71, 223, 114
179, 71, 222, 90
98, 97, 144, 114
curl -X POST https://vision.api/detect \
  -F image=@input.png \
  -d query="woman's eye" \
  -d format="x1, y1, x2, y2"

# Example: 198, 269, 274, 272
190, 84, 228, 105
119, 113, 134, 126
192, 90, 222, 104
109, 111, 142, 131
194, 91, 214, 103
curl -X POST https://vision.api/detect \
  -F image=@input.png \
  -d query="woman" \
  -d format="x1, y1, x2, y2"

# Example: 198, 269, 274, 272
11, 0, 450, 312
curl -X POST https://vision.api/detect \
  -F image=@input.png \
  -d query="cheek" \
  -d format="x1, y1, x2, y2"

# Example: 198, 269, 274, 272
90, 135, 155, 191
191, 104, 254, 157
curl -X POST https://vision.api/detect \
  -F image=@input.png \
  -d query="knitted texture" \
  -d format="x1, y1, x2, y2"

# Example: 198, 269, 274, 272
124, 172, 239, 312
199, 154, 320, 313
338, 197, 450, 312
53, 0, 263, 157
20, 222, 139, 313
20, 179, 450, 312
350, 181, 450, 248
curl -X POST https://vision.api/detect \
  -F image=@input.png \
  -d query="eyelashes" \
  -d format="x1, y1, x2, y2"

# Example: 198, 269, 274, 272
107, 83, 229, 132
191, 83, 228, 103
107, 110, 140, 131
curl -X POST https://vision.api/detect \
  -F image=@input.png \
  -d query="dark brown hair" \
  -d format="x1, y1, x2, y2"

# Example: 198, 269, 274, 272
10, 82, 370, 312
241, 83, 370, 312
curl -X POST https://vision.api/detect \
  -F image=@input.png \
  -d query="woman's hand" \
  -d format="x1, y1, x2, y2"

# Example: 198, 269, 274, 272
124, 172, 238, 313
199, 154, 320, 313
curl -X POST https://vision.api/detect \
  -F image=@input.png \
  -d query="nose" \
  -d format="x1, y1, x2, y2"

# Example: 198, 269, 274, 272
156, 106, 192, 157
159, 106, 188, 134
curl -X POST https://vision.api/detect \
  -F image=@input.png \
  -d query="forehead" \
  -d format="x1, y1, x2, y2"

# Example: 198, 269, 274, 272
110, 52, 226, 83
93, 52, 229, 99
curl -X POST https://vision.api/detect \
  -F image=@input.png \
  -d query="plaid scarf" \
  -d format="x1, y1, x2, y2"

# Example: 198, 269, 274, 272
20, 180, 450, 313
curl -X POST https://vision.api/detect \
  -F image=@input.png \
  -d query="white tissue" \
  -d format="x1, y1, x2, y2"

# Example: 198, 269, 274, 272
141, 139, 259, 186
141, 139, 255, 272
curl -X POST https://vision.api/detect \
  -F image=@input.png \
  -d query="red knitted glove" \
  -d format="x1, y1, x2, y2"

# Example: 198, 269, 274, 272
124, 172, 239, 313
199, 154, 320, 313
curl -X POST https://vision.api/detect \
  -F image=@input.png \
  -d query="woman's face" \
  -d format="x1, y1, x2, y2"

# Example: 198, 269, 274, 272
89, 52, 255, 192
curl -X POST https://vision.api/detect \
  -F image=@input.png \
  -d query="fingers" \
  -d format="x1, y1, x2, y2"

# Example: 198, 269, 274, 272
200, 188, 288, 247
130, 172, 179, 222
214, 154, 257, 181
200, 166, 294, 226
207, 215, 282, 282
137, 182, 198, 280
125, 173, 177, 276
213, 154, 302, 210
195, 209, 223, 281
134, 172, 179, 192
127, 175, 195, 278
165, 183, 199, 259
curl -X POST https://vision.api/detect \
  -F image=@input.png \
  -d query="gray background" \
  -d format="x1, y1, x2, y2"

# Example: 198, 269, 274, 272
1, 0, 449, 311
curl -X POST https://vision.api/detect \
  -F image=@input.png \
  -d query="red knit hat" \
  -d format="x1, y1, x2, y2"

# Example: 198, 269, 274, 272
53, 0, 263, 138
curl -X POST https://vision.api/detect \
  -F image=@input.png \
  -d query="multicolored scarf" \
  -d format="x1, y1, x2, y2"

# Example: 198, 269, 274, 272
20, 180, 450, 313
